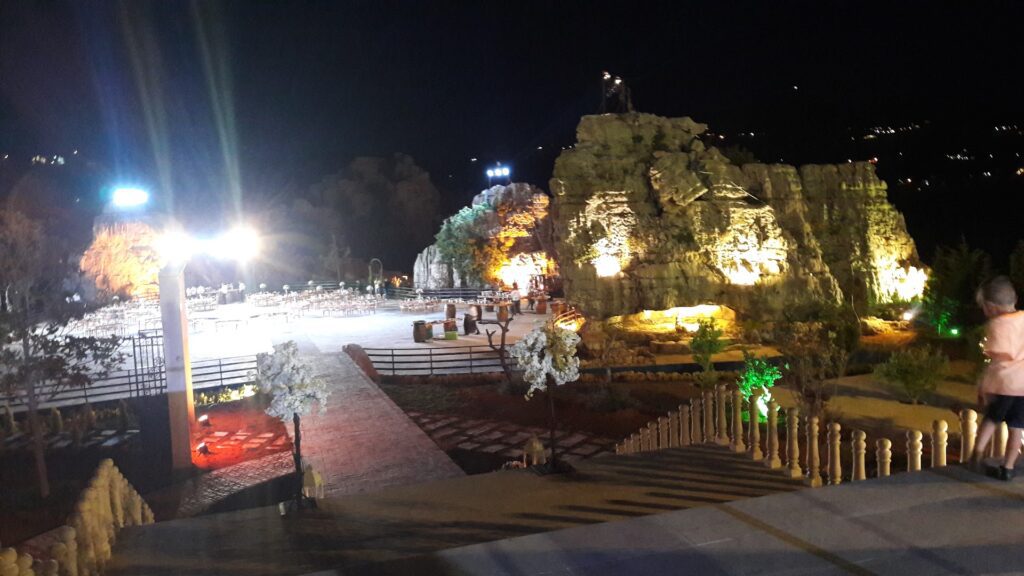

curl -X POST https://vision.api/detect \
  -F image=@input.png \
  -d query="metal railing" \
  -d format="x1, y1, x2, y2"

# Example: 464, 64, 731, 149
1, 355, 258, 412
362, 346, 506, 375
388, 287, 484, 301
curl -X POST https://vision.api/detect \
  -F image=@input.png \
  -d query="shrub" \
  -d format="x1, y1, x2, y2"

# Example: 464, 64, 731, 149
691, 318, 724, 389
922, 240, 990, 336
874, 346, 948, 404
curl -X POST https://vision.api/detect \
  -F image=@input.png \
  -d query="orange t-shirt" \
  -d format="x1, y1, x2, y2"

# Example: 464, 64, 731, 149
980, 311, 1024, 396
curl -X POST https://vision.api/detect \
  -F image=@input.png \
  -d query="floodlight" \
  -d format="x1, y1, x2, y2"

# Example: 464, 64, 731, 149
111, 187, 149, 208
156, 230, 199, 264
502, 167, 510, 176
207, 226, 260, 262
486, 169, 495, 178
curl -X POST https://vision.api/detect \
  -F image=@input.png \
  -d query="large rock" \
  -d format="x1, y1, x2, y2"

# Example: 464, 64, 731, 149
413, 183, 553, 289
551, 113, 922, 318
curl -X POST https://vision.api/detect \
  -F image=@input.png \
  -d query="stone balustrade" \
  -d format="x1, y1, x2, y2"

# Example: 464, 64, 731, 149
0, 459, 154, 576
612, 388, 980, 491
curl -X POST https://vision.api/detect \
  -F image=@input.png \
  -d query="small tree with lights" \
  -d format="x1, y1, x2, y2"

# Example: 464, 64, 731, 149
252, 341, 331, 509
510, 322, 581, 470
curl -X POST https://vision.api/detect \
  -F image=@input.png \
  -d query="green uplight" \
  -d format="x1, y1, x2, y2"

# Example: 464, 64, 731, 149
950, 327, 960, 337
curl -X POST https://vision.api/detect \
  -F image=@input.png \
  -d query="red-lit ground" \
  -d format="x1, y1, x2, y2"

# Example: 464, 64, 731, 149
190, 399, 292, 470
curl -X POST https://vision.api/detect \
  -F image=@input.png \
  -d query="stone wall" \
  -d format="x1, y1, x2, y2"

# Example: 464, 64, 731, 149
551, 113, 921, 318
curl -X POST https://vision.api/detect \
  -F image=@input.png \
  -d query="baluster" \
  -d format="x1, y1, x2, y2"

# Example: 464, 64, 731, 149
876, 438, 892, 477
640, 426, 650, 452
786, 407, 802, 478
668, 412, 680, 448
806, 415, 822, 487
630, 433, 639, 454
960, 408, 978, 463
658, 417, 669, 449
852, 430, 867, 481
690, 401, 700, 445
731, 387, 746, 453
703, 389, 715, 444
748, 388, 763, 460
615, 442, 624, 455
764, 399, 781, 469
679, 404, 692, 447
827, 422, 842, 485
931, 420, 948, 468
996, 422, 1009, 459
907, 430, 923, 472
715, 384, 730, 445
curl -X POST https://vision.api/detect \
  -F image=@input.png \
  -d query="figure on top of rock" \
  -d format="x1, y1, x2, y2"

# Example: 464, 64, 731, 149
600, 71, 634, 114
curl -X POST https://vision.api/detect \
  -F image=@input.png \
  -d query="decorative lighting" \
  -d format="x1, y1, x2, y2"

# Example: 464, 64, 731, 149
901, 310, 915, 321
196, 442, 210, 455
950, 327, 961, 337
198, 414, 211, 427
111, 187, 150, 208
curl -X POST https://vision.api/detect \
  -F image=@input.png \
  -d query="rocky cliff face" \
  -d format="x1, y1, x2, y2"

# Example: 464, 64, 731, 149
550, 113, 923, 318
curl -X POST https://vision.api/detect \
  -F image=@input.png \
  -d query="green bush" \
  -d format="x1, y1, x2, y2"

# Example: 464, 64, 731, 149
874, 346, 948, 404
691, 318, 724, 389
922, 240, 990, 336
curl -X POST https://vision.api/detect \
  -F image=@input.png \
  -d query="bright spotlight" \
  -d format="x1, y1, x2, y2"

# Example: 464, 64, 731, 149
155, 229, 198, 264
111, 187, 149, 208
208, 226, 260, 262
901, 310, 915, 321
486, 169, 495, 178
502, 167, 510, 176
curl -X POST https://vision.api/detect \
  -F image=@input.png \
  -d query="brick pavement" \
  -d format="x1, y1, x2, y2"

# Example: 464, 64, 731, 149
407, 411, 615, 464
286, 352, 463, 497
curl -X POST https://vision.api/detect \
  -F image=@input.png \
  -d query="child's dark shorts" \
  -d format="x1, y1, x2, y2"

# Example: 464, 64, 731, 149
985, 394, 1024, 429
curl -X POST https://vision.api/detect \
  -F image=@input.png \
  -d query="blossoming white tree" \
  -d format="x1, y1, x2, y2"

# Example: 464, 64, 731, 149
252, 341, 330, 508
509, 322, 580, 467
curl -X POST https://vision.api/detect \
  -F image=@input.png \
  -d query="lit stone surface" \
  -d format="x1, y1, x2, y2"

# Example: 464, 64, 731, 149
550, 113, 922, 318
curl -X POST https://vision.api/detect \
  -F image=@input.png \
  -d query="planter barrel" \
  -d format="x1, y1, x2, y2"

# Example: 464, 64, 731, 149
535, 298, 547, 314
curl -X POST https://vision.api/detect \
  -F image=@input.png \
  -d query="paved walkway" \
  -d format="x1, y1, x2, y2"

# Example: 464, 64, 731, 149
106, 445, 803, 575
376, 466, 1024, 575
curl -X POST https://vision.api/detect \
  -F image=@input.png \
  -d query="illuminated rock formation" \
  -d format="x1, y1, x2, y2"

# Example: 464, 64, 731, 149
414, 183, 554, 289
551, 113, 922, 318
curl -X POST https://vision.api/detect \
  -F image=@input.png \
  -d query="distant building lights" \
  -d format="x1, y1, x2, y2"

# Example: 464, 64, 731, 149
112, 187, 150, 208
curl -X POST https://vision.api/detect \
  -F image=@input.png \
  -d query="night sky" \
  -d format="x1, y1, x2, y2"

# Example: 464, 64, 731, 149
2, 1, 1023, 267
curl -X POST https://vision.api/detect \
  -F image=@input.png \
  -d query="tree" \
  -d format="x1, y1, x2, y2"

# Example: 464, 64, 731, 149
690, 318, 725, 389
509, 323, 581, 468
874, 346, 948, 405
0, 209, 124, 498
923, 240, 991, 336
736, 351, 783, 422
252, 341, 331, 509
80, 222, 162, 299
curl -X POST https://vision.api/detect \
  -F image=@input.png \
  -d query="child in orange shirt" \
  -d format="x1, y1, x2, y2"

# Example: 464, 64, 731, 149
970, 276, 1024, 480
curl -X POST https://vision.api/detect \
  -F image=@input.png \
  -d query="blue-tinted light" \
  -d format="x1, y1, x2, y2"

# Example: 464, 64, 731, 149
112, 187, 149, 208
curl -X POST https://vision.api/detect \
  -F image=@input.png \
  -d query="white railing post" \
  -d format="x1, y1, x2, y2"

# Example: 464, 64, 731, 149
931, 419, 948, 468
806, 415, 822, 487
960, 408, 978, 463
668, 412, 680, 448
731, 387, 746, 453
876, 438, 892, 477
996, 422, 1009, 460
827, 422, 842, 486
786, 407, 802, 478
679, 404, 691, 446
748, 388, 763, 460
715, 384, 730, 445
764, 399, 781, 469
907, 430, 923, 472
852, 430, 867, 481
703, 389, 715, 444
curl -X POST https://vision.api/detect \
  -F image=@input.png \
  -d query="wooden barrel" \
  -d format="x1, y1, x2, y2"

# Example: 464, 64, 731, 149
535, 298, 547, 314
497, 303, 510, 322
550, 301, 564, 317
413, 321, 431, 342
445, 303, 457, 319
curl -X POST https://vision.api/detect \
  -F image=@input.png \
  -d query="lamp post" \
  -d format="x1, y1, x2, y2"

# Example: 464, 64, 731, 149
156, 226, 260, 471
